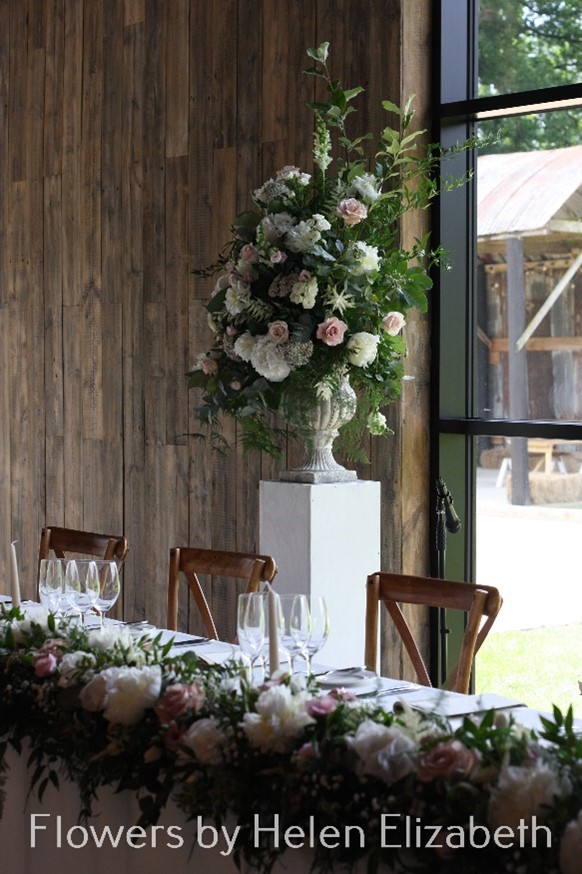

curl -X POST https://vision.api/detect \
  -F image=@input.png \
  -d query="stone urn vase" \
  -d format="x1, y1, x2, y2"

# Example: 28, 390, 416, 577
279, 377, 357, 483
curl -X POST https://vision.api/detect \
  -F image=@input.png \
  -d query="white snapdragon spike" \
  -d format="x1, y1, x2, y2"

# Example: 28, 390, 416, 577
350, 720, 417, 784
242, 685, 315, 754
488, 754, 571, 832
346, 332, 380, 366
250, 336, 291, 382
367, 410, 388, 436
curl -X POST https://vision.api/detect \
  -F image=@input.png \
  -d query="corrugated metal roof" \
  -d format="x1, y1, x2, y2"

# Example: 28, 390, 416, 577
478, 145, 582, 239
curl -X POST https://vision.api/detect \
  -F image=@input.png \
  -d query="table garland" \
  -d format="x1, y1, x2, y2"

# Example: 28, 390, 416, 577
1, 604, 582, 873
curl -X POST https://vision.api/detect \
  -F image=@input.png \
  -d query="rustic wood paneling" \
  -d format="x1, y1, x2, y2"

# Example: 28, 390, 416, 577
0, 0, 432, 671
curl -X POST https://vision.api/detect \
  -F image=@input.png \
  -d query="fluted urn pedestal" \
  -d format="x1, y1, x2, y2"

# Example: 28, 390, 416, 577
279, 377, 357, 483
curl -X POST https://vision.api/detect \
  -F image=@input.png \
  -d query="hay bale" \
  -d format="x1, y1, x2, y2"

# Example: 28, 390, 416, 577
507, 472, 582, 504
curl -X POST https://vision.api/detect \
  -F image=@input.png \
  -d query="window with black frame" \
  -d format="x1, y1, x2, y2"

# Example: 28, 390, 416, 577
433, 0, 582, 711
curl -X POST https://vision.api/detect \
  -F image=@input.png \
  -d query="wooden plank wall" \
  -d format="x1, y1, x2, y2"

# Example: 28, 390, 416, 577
0, 0, 431, 669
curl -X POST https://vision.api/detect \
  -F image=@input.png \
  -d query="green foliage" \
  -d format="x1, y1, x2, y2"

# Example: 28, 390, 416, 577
479, 1, 582, 150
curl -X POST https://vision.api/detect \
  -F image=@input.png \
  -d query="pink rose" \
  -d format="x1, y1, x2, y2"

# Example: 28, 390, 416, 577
267, 320, 290, 344
306, 693, 339, 717
298, 269, 312, 282
198, 355, 218, 376
416, 740, 481, 783
240, 244, 259, 263
34, 652, 58, 677
296, 741, 317, 759
155, 682, 205, 724
382, 311, 407, 336
336, 198, 367, 225
316, 317, 348, 346
270, 250, 288, 264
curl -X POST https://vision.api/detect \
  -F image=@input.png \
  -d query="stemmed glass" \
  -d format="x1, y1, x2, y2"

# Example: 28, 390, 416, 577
63, 560, 100, 626
38, 559, 66, 617
93, 561, 121, 628
237, 593, 267, 678
277, 594, 311, 673
304, 595, 329, 675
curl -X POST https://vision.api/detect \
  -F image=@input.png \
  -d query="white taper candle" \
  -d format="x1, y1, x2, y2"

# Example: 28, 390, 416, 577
10, 541, 21, 608
268, 588, 280, 675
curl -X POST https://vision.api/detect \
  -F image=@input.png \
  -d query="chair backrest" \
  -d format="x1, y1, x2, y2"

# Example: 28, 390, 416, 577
364, 572, 503, 694
38, 526, 129, 586
167, 547, 278, 639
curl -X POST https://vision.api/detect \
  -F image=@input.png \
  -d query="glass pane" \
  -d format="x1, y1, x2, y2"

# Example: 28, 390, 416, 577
479, 1, 582, 97
475, 437, 582, 716
476, 111, 582, 420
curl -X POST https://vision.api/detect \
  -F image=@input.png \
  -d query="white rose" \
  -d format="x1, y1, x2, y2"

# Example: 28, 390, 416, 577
352, 241, 380, 274
347, 332, 379, 366
180, 717, 226, 765
488, 756, 570, 833
312, 213, 331, 231
382, 311, 406, 336
58, 650, 97, 687
250, 336, 291, 382
350, 720, 417, 784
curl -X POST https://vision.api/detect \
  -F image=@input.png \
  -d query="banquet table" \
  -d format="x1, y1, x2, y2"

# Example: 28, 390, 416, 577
1, 613, 580, 874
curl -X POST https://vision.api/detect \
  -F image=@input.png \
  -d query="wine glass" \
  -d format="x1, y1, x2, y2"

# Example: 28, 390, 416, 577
277, 594, 311, 673
93, 561, 121, 628
304, 595, 329, 674
63, 560, 100, 626
38, 559, 65, 616
237, 593, 266, 677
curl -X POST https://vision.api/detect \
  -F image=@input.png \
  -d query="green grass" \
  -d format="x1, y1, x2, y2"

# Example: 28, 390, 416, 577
475, 623, 582, 719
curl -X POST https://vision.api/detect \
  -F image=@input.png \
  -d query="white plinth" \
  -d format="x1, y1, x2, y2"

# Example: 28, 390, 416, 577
259, 480, 381, 669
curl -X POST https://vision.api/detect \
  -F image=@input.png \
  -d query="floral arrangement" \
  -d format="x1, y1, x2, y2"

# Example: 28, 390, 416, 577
2, 605, 582, 872
189, 43, 469, 459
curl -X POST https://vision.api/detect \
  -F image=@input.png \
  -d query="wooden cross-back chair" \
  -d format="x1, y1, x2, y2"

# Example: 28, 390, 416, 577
38, 526, 129, 589
167, 547, 278, 640
364, 572, 503, 695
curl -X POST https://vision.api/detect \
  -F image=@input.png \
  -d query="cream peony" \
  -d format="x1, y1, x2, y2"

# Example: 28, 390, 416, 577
242, 685, 314, 753
560, 809, 582, 874
81, 665, 163, 726
488, 755, 570, 833
352, 241, 380, 274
